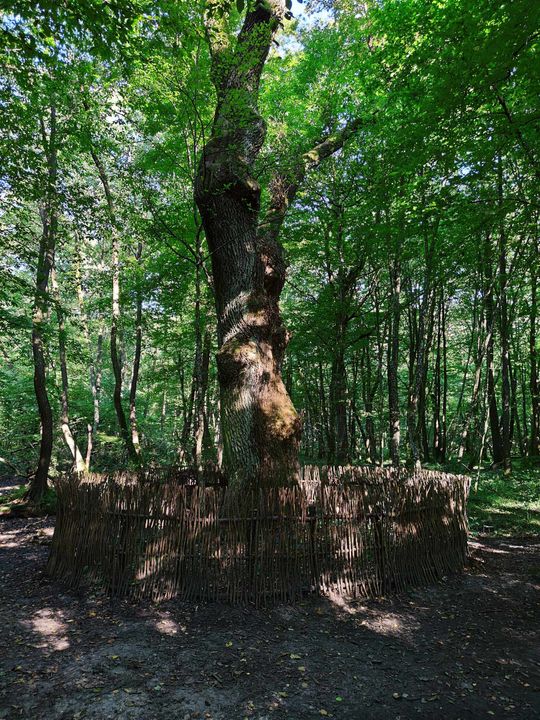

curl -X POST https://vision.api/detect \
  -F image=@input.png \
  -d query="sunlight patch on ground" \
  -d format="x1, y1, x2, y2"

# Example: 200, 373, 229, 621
0, 529, 23, 547
469, 541, 511, 556
154, 614, 186, 636
325, 589, 358, 614
358, 612, 406, 637
23, 609, 70, 651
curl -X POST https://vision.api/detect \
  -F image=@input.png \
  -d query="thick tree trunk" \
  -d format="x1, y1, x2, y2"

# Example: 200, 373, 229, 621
194, 2, 360, 485
195, 2, 301, 486
28, 108, 57, 503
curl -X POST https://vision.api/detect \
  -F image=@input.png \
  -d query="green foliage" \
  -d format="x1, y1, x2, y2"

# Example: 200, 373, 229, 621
468, 468, 540, 537
0, 0, 539, 484
0, 483, 57, 515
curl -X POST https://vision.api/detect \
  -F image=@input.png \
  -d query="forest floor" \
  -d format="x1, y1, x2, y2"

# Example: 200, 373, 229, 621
0, 484, 539, 720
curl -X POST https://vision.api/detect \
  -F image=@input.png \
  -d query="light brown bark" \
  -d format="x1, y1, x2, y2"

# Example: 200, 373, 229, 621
88, 140, 139, 463
51, 267, 87, 472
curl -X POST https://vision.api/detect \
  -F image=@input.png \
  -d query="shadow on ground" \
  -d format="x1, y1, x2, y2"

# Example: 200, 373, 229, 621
0, 514, 538, 720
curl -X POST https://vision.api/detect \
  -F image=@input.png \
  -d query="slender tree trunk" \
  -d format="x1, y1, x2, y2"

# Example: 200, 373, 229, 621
433, 293, 443, 462
349, 352, 359, 459
433, 293, 448, 464
484, 232, 505, 465
28, 108, 57, 503
51, 267, 87, 471
74, 246, 103, 469
457, 285, 481, 462
530, 241, 540, 455
387, 258, 401, 466
194, 329, 211, 467
408, 284, 430, 470
89, 145, 138, 463
318, 360, 331, 460
441, 297, 448, 462
509, 355, 524, 455
129, 240, 143, 459
190, 241, 211, 467
418, 289, 436, 463
497, 157, 511, 473
179, 370, 196, 462
86, 327, 103, 469
111, 227, 137, 460
361, 346, 378, 464
330, 331, 349, 465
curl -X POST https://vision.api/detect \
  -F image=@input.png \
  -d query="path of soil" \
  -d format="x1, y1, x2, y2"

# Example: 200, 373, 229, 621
0, 512, 538, 719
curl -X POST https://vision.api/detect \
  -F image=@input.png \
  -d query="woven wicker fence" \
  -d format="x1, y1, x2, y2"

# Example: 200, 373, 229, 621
47, 466, 469, 606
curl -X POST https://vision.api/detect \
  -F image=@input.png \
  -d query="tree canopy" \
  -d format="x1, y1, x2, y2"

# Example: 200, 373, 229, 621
0, 0, 539, 494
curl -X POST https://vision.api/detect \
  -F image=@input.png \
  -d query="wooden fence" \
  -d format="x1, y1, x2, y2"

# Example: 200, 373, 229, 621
47, 466, 470, 605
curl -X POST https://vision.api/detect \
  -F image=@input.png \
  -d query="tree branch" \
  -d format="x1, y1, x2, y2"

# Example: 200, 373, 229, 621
258, 117, 364, 248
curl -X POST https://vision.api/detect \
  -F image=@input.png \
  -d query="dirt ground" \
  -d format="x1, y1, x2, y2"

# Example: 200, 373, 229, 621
0, 512, 539, 720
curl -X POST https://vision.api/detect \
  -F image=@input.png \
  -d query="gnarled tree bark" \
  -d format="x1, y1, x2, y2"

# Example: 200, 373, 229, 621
195, 1, 362, 486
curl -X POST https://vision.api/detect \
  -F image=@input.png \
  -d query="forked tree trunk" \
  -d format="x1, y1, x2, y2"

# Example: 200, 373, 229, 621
195, 1, 361, 485
194, 2, 301, 486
